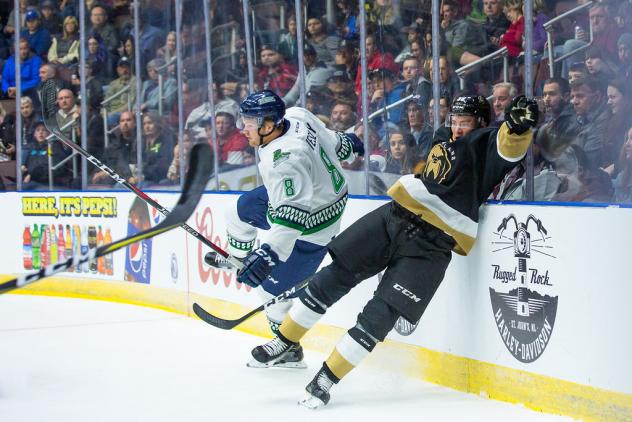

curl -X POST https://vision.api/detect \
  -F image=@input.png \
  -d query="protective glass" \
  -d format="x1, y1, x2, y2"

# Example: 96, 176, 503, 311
446, 114, 476, 130
241, 116, 260, 131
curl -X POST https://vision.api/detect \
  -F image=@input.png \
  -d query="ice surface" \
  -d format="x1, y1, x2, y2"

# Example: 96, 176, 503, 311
0, 295, 571, 422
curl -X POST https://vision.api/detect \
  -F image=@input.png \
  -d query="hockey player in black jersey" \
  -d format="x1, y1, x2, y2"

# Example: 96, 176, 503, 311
248, 94, 539, 408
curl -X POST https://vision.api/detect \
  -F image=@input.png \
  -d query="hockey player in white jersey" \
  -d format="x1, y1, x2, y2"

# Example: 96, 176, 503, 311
205, 89, 364, 368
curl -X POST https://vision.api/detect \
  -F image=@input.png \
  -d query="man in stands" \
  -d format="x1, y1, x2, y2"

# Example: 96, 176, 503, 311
104, 57, 137, 126
21, 9, 51, 58
92, 111, 136, 185
256, 44, 298, 97
329, 101, 357, 132
205, 111, 249, 168
491, 82, 517, 127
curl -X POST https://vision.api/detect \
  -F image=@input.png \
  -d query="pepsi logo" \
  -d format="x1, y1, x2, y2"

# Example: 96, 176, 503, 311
151, 207, 163, 226
128, 240, 146, 273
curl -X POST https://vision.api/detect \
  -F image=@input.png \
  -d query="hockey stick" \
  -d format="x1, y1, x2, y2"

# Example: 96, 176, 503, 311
38, 80, 244, 271
192, 277, 311, 330
1, 142, 212, 295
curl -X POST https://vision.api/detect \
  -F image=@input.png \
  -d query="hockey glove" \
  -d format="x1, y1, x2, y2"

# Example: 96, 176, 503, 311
341, 133, 365, 156
237, 243, 279, 288
504, 95, 539, 135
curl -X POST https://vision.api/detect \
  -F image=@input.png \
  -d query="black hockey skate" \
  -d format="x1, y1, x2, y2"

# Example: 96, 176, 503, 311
204, 251, 239, 272
298, 364, 339, 409
248, 336, 307, 369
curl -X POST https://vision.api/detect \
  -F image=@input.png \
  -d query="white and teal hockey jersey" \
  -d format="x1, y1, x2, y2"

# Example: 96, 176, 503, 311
255, 107, 353, 261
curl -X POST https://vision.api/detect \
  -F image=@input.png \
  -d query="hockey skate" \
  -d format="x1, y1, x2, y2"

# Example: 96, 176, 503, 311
204, 251, 239, 272
298, 365, 338, 409
247, 336, 307, 369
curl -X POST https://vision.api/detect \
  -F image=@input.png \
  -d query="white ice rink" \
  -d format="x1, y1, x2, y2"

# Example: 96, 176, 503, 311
0, 295, 572, 422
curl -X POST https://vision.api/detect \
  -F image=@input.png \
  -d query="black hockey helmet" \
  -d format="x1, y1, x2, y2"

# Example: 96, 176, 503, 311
449, 95, 491, 127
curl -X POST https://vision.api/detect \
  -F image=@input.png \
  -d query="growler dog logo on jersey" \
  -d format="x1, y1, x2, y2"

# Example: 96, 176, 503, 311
489, 214, 558, 363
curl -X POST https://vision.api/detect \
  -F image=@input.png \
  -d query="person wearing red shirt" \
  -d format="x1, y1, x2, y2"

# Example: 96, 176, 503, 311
499, 0, 524, 58
256, 44, 298, 97
205, 112, 251, 167
354, 33, 398, 96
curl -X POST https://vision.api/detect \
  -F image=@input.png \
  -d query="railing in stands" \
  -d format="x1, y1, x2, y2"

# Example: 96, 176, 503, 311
101, 85, 131, 148
47, 118, 77, 190
157, 56, 177, 116
455, 47, 509, 91
543, 1, 594, 78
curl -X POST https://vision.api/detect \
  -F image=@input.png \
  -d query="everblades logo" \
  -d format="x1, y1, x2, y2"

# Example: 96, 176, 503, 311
489, 214, 558, 363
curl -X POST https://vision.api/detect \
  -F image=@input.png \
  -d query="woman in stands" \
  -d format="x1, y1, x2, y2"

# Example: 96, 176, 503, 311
48, 15, 79, 67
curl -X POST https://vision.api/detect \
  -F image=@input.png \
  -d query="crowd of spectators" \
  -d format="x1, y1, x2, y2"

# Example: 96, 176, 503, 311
0, 0, 631, 204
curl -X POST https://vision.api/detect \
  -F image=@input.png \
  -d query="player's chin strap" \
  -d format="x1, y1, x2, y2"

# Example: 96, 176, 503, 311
257, 125, 275, 146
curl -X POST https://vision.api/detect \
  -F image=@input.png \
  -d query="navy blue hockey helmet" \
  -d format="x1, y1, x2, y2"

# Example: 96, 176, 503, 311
239, 89, 286, 127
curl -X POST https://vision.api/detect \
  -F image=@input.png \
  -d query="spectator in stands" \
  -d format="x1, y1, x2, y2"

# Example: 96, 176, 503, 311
2, 39, 41, 101
588, 3, 622, 60
119, 35, 135, 63
329, 101, 357, 131
325, 69, 357, 105
133, 111, 174, 185
0, 103, 15, 161
400, 55, 421, 95
368, 68, 407, 131
21, 9, 52, 58
105, 56, 137, 126
86, 32, 111, 83
483, 0, 510, 54
551, 145, 613, 203
256, 44, 297, 97
616, 33, 632, 79
92, 110, 136, 184
278, 15, 298, 64
418, 56, 459, 109
40, 0, 62, 36
604, 78, 632, 170
354, 33, 397, 96
541, 78, 573, 125
85, 92, 105, 163
164, 135, 193, 185
48, 15, 79, 67
19, 97, 41, 163
569, 76, 609, 168
334, 41, 358, 83
335, 0, 359, 41
156, 31, 176, 64
584, 46, 618, 82
305, 87, 333, 118
88, 5, 118, 53
341, 121, 384, 171
613, 127, 632, 203
69, 62, 101, 105
167, 78, 205, 128
499, 0, 524, 58
491, 82, 517, 127
441, 0, 487, 66
21, 122, 68, 189
405, 95, 433, 159
55, 88, 79, 145
531, 0, 549, 55
283, 43, 333, 107
3, 0, 30, 37
140, 58, 176, 115
205, 111, 250, 168
58, 0, 76, 19
568, 62, 589, 84
186, 82, 240, 142
307, 15, 341, 65
384, 130, 420, 175
395, 25, 423, 63
428, 95, 450, 126
410, 39, 426, 65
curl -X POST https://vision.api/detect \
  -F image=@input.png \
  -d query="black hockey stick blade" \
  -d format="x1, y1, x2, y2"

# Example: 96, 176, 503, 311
38, 80, 243, 271
0, 143, 212, 294
192, 277, 311, 330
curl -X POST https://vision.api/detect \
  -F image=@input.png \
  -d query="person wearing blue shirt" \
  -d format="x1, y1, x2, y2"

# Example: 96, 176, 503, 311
20, 10, 52, 58
2, 39, 41, 99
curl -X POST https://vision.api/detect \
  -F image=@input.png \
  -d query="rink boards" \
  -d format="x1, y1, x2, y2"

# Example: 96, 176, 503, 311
1, 190, 631, 421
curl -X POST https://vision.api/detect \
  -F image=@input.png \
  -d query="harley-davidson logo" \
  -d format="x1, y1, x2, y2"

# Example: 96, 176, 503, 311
489, 214, 558, 363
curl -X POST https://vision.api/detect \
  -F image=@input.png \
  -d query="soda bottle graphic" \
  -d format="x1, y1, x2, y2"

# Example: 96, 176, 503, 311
97, 226, 105, 274
40, 224, 49, 268
32, 224, 40, 270
104, 227, 113, 276
57, 224, 66, 263
74, 225, 82, 273
50, 225, 58, 265
65, 225, 73, 271
23, 225, 32, 270
88, 226, 97, 273
124, 196, 152, 283
81, 226, 89, 273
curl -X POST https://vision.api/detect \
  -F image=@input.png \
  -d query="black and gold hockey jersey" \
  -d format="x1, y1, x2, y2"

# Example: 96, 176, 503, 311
388, 122, 533, 255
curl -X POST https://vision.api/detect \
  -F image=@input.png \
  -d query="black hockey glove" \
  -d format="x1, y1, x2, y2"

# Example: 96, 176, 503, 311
504, 95, 539, 135
237, 243, 279, 288
340, 132, 365, 156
